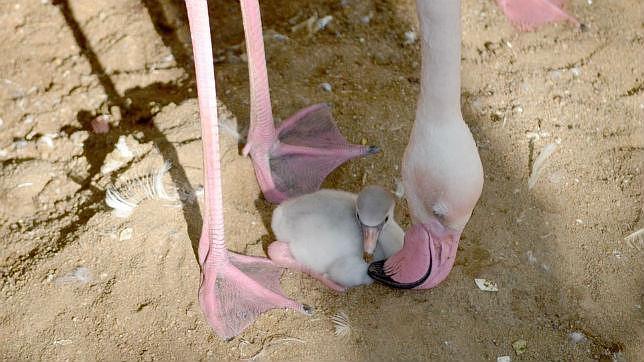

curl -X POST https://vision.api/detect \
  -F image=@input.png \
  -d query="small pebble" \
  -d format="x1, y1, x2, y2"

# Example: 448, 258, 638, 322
39, 134, 55, 148
320, 82, 332, 92
404, 31, 417, 44
569, 331, 587, 344
571, 67, 582, 78
119, 227, 133, 241
474, 278, 498, 292
360, 13, 373, 24
115, 136, 133, 158
70, 131, 89, 146
470, 99, 484, 114
272, 33, 288, 42
394, 178, 405, 198
91, 115, 110, 134
512, 339, 527, 355
497, 357, 511, 362
53, 339, 72, 346
315, 15, 333, 32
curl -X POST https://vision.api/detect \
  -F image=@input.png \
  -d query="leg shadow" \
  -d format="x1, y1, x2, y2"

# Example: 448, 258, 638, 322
55, 0, 201, 258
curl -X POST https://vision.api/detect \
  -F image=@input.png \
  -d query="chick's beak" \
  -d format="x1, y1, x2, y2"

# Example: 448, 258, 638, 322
362, 225, 381, 262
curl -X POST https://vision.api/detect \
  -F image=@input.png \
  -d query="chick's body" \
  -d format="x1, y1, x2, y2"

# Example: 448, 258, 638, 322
272, 189, 403, 288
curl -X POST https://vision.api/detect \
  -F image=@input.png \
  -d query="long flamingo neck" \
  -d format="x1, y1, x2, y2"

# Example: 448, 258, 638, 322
185, 0, 227, 264
415, 0, 462, 124
240, 0, 276, 147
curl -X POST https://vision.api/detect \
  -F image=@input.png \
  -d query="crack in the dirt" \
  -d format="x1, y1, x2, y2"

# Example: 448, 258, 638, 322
621, 82, 643, 97
169, 137, 202, 147
546, 43, 608, 72
0, 157, 38, 168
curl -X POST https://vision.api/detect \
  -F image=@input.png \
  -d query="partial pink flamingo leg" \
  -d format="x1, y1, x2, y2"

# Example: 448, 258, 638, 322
495, 0, 579, 31
268, 242, 347, 293
239, 0, 378, 204
184, 0, 310, 340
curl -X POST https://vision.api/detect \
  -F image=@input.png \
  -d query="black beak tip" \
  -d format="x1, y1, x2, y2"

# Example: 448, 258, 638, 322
368, 259, 432, 290
367, 260, 386, 277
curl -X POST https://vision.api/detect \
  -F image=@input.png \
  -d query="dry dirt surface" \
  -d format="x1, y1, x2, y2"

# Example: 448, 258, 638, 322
1, 0, 642, 360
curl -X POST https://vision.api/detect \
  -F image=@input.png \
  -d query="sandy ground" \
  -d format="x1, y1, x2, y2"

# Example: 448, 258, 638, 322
1, 0, 642, 360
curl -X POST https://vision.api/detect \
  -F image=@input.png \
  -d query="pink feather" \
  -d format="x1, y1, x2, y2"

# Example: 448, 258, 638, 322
496, 0, 580, 31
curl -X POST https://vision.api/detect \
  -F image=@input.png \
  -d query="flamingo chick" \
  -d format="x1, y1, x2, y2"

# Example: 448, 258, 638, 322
269, 186, 403, 292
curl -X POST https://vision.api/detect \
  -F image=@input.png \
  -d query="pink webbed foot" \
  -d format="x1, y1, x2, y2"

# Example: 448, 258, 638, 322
199, 251, 312, 340
368, 220, 460, 290
268, 241, 347, 293
496, 0, 580, 31
244, 104, 379, 203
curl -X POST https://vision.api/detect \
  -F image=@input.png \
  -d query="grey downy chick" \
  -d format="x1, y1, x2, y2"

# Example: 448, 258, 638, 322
270, 186, 403, 289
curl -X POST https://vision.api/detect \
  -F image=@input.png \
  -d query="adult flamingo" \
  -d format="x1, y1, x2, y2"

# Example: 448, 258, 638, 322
183, 0, 579, 339
367, 0, 579, 288
367, 0, 483, 289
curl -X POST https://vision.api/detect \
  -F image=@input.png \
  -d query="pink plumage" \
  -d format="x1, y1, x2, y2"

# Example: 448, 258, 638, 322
496, 0, 580, 31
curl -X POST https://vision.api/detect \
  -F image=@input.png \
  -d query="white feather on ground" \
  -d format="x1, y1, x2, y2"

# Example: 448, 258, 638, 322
331, 311, 351, 337
624, 228, 643, 250
105, 161, 179, 218
528, 142, 559, 189
217, 99, 244, 142
54, 267, 92, 285
218, 113, 243, 141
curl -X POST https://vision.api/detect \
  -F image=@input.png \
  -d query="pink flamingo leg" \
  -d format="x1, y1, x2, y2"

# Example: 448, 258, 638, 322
496, 0, 579, 31
239, 0, 378, 204
185, 0, 310, 340
268, 242, 347, 293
